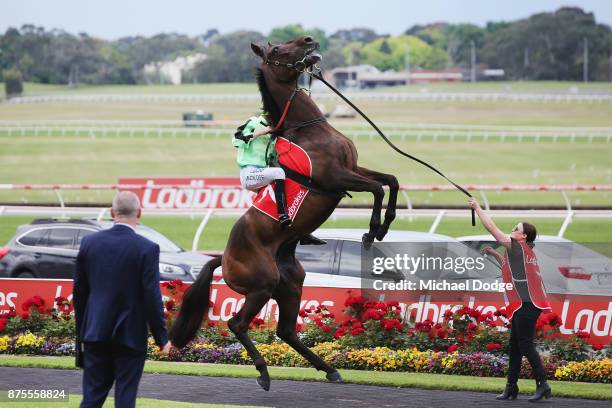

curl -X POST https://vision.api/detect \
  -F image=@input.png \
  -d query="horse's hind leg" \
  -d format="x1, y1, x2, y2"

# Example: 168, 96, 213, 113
274, 290, 342, 383
227, 290, 274, 391
357, 166, 399, 241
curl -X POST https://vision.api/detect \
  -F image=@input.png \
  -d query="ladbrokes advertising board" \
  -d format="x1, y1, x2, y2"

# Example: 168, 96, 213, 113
119, 177, 255, 209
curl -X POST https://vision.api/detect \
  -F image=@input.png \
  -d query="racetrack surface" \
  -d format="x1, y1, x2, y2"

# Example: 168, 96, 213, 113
0, 367, 609, 408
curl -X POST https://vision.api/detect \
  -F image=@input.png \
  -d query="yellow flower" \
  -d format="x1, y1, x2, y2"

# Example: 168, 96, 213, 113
0, 335, 10, 352
14, 332, 44, 350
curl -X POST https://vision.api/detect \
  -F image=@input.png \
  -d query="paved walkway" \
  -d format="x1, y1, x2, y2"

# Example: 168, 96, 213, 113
0, 367, 609, 407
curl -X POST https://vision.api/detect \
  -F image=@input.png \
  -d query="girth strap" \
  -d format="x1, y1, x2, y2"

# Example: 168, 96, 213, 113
278, 163, 349, 199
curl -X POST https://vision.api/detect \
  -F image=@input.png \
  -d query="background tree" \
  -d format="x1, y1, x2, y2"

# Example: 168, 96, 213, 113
268, 24, 329, 52
481, 7, 612, 80
189, 31, 265, 82
3, 68, 23, 97
361, 35, 448, 71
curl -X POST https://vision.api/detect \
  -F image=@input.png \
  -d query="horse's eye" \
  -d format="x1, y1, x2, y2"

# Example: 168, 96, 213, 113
272, 47, 279, 54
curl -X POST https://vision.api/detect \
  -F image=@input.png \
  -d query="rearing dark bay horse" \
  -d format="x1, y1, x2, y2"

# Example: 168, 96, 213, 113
169, 35, 399, 390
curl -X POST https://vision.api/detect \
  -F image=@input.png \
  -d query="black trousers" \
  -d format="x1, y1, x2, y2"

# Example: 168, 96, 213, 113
80, 342, 146, 408
507, 302, 546, 383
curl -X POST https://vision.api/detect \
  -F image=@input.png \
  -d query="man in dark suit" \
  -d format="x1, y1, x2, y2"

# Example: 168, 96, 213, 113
74, 191, 171, 408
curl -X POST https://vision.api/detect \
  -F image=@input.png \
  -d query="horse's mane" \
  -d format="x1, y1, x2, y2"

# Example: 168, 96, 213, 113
255, 68, 282, 127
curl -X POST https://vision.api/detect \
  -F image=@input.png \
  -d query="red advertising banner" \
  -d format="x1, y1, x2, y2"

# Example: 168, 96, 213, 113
1, 279, 610, 344
118, 177, 255, 209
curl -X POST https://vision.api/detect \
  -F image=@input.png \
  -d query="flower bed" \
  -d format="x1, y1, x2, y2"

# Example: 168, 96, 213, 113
1, 288, 610, 383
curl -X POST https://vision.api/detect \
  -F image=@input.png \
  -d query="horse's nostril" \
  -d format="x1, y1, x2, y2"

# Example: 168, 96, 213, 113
304, 36, 313, 43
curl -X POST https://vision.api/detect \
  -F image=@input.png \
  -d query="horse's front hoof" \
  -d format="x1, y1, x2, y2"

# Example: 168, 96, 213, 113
326, 370, 343, 383
362, 233, 374, 250
256, 376, 271, 391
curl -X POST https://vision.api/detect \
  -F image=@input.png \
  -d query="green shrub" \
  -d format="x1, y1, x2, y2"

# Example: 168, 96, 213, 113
3, 69, 23, 97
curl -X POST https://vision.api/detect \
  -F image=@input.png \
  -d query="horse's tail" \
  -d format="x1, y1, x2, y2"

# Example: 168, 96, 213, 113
169, 256, 222, 349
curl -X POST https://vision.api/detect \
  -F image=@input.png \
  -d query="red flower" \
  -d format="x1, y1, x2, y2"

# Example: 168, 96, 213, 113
163, 311, 170, 318
362, 309, 382, 321
592, 344, 604, 351
22, 295, 46, 312
298, 309, 308, 318
443, 310, 454, 319
7, 307, 17, 318
209, 321, 217, 327
295, 323, 303, 333
334, 328, 347, 339
447, 344, 459, 352
350, 327, 365, 336
164, 300, 175, 311
220, 330, 229, 337
486, 343, 503, 351
575, 331, 590, 339
322, 325, 332, 333
467, 322, 477, 331
344, 296, 364, 308
21, 312, 29, 320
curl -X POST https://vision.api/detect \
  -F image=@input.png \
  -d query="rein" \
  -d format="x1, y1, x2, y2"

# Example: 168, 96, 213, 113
307, 69, 475, 226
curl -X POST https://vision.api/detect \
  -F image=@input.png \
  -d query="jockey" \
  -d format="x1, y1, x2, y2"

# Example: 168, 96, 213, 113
233, 113, 326, 245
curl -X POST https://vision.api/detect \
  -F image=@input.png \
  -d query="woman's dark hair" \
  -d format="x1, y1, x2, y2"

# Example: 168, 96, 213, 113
522, 222, 537, 244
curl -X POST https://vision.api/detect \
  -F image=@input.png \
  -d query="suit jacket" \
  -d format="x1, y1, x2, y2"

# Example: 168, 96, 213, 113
73, 224, 168, 360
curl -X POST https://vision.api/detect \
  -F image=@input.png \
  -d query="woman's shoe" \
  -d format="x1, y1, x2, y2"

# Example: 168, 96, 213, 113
496, 382, 519, 400
528, 381, 551, 402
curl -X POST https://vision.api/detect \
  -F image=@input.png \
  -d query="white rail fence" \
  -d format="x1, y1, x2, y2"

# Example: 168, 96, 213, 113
1, 125, 611, 143
4, 92, 612, 104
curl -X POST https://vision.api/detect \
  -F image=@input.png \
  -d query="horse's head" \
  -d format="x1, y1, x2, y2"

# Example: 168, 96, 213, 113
251, 35, 321, 82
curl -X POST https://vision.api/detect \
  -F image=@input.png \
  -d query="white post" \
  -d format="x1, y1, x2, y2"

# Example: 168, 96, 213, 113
429, 210, 446, 234
558, 211, 574, 238
400, 189, 413, 221
96, 208, 107, 222
479, 190, 490, 211
53, 189, 66, 217
192, 209, 214, 252
561, 190, 572, 212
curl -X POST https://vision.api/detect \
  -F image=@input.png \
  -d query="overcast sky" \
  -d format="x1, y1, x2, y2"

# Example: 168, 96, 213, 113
2, 0, 611, 39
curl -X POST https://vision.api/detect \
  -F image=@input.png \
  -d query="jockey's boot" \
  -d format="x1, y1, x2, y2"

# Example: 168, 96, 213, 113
274, 179, 292, 230
299, 234, 327, 245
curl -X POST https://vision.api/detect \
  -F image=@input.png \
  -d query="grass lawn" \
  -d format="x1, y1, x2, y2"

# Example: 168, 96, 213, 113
0, 135, 610, 186
0, 355, 610, 400
1, 215, 611, 252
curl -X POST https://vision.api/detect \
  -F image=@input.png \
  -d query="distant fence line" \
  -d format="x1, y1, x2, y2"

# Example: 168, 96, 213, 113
1, 126, 611, 143
4, 91, 612, 104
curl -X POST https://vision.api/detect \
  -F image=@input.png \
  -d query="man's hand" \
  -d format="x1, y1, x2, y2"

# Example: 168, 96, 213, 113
159, 342, 172, 355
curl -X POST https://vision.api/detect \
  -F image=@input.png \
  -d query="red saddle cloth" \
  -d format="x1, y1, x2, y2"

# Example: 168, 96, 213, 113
252, 137, 310, 221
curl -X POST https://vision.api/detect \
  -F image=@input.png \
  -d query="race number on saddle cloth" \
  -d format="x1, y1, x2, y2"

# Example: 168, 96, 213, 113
501, 239, 552, 319
252, 137, 310, 221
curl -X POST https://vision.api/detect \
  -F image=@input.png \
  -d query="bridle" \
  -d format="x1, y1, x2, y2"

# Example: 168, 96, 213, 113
264, 47, 325, 135
265, 46, 320, 74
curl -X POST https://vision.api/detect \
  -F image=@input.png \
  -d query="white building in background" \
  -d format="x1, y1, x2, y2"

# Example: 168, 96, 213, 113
144, 53, 207, 85
327, 64, 465, 89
